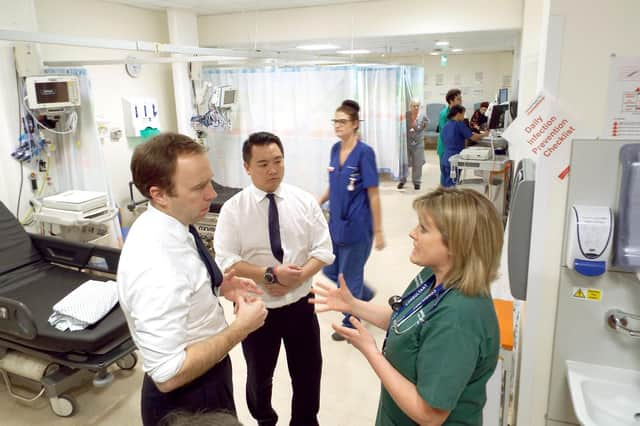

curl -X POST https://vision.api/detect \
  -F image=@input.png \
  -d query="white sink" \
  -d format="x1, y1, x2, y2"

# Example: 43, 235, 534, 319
566, 360, 640, 426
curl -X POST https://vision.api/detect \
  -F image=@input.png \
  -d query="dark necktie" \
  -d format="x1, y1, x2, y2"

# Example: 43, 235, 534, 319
266, 193, 284, 263
188, 225, 223, 288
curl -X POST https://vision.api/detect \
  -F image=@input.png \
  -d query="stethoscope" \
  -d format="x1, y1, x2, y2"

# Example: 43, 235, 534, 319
385, 277, 452, 339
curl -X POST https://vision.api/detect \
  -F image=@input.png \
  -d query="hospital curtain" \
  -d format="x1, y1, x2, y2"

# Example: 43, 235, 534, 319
43, 68, 114, 199
202, 64, 423, 196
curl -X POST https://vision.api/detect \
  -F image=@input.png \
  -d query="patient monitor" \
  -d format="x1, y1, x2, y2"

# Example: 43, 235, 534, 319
25, 76, 81, 110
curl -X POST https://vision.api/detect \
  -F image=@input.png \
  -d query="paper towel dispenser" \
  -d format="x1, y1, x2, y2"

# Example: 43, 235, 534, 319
508, 158, 535, 300
614, 143, 640, 271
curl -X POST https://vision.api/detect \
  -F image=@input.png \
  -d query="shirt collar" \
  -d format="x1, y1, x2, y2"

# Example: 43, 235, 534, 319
147, 203, 191, 242
250, 183, 284, 203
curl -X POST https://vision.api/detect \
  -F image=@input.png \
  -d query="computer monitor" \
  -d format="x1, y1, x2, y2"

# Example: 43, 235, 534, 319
497, 88, 509, 104
220, 88, 237, 108
488, 103, 509, 130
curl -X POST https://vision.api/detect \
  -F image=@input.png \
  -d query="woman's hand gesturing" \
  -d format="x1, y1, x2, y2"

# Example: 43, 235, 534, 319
309, 274, 355, 314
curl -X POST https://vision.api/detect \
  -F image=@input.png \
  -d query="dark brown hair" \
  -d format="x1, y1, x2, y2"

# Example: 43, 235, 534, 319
131, 132, 206, 198
336, 99, 361, 130
447, 104, 466, 119
242, 131, 284, 163
480, 101, 490, 108
445, 89, 461, 105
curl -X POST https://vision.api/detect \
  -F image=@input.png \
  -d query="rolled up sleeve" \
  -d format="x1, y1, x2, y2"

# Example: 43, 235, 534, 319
307, 199, 335, 265
128, 267, 191, 384
214, 203, 243, 272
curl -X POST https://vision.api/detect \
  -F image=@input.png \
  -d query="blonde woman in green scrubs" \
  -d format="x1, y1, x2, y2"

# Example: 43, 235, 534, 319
311, 188, 503, 425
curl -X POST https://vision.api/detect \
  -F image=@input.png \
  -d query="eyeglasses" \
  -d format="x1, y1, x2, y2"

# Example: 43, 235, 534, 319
331, 119, 352, 126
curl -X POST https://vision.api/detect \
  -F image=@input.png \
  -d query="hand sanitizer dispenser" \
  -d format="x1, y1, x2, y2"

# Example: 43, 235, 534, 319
566, 205, 614, 276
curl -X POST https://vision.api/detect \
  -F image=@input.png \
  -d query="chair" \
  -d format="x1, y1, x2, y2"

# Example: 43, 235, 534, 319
0, 201, 136, 417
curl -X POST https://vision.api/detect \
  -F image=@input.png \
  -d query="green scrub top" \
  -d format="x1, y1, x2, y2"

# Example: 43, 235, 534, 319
375, 268, 499, 426
436, 106, 450, 158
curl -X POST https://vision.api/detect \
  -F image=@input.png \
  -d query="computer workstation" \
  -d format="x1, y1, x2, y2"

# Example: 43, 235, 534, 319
449, 89, 515, 221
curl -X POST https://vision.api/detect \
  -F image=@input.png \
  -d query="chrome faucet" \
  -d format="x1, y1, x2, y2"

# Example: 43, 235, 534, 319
606, 309, 640, 338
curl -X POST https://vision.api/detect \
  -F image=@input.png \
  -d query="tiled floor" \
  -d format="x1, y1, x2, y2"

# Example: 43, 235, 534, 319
1, 151, 443, 426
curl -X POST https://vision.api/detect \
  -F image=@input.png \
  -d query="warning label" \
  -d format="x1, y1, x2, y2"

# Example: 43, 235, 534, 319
571, 287, 602, 301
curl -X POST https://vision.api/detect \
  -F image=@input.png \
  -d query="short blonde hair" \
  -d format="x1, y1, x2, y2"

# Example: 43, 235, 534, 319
413, 188, 504, 297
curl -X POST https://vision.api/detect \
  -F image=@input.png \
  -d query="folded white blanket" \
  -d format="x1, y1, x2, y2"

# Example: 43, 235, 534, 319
48, 280, 118, 331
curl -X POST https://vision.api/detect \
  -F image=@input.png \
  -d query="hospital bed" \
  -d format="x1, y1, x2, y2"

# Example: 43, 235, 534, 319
0, 201, 136, 417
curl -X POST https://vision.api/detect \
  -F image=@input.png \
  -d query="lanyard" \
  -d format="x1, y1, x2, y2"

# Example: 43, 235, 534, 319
393, 281, 447, 326
384, 278, 452, 347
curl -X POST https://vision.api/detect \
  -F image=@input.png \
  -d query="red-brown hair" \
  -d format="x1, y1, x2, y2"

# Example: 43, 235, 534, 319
130, 132, 206, 198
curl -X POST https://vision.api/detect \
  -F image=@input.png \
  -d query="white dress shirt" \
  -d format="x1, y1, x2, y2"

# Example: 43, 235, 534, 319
117, 204, 227, 384
215, 183, 335, 309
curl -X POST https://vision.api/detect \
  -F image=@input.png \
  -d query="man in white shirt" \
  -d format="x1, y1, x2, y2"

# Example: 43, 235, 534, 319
214, 132, 335, 426
117, 133, 268, 426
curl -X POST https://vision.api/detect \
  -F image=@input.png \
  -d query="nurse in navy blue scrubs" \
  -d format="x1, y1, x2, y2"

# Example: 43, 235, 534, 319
440, 104, 488, 187
318, 99, 386, 341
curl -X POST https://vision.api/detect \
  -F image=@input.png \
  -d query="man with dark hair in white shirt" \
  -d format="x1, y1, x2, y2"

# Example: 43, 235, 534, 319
214, 131, 335, 426
118, 132, 268, 426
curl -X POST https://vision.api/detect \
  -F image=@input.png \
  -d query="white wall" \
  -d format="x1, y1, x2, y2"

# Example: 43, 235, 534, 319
198, 0, 522, 46
33, 0, 177, 227
511, 0, 549, 162
515, 1, 640, 425
167, 8, 198, 136
389, 52, 514, 112
0, 0, 38, 217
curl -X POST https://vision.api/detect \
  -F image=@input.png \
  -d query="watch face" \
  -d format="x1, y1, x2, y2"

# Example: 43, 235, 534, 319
264, 271, 275, 284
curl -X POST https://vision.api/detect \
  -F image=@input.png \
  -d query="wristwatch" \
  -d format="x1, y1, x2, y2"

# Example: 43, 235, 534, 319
264, 266, 278, 284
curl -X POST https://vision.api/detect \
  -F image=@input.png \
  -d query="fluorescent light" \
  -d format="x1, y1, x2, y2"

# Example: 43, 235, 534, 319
435, 40, 449, 47
296, 44, 339, 51
451, 48, 463, 53
337, 49, 371, 55
429, 51, 440, 56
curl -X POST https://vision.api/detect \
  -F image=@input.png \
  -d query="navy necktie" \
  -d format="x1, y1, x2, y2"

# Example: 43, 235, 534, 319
188, 225, 223, 288
266, 193, 284, 263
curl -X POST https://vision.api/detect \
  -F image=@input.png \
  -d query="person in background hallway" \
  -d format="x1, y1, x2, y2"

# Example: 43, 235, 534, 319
318, 99, 386, 341
118, 133, 267, 426
440, 105, 488, 187
398, 99, 429, 191
436, 89, 462, 185
214, 132, 335, 426
470, 102, 489, 133
311, 188, 502, 426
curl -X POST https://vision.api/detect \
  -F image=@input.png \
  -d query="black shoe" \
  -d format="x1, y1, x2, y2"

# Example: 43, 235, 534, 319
414, 184, 421, 190
331, 331, 347, 341
397, 182, 405, 190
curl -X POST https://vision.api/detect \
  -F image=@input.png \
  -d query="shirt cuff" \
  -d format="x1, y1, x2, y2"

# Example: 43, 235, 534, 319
149, 350, 186, 384
215, 253, 243, 273
309, 250, 335, 266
